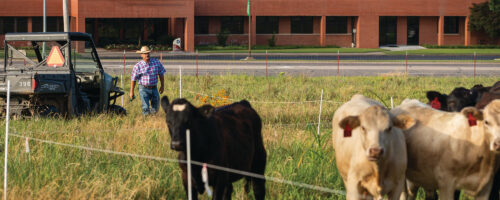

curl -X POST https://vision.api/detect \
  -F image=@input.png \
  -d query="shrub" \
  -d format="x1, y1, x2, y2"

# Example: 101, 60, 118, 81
268, 32, 276, 47
217, 29, 230, 46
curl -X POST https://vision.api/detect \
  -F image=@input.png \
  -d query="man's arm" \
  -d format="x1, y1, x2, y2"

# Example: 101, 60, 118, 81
130, 80, 136, 99
158, 75, 164, 94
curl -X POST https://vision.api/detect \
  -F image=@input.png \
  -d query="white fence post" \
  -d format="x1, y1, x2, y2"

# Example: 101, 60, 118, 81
186, 129, 192, 200
4, 80, 10, 200
179, 65, 182, 98
391, 97, 394, 109
317, 89, 324, 136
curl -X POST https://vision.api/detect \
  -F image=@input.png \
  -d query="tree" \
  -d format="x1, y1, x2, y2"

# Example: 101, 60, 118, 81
490, 0, 500, 11
469, 2, 500, 39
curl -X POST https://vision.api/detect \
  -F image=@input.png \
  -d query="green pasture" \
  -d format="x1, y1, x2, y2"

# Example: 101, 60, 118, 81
0, 75, 498, 199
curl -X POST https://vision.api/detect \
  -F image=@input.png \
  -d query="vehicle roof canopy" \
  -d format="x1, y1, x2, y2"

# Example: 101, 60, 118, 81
4, 32, 92, 42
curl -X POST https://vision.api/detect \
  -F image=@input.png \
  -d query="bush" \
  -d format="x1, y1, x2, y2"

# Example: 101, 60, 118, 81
268, 33, 276, 47
216, 29, 230, 46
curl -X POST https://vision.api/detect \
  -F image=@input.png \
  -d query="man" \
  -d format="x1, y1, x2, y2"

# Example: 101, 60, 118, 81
130, 46, 165, 115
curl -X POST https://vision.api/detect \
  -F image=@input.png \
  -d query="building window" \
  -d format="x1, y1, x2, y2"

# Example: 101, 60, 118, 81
257, 16, 279, 34
444, 16, 459, 34
220, 16, 244, 34
326, 16, 348, 34
291, 16, 313, 34
32, 17, 64, 32
195, 16, 209, 34
0, 17, 28, 34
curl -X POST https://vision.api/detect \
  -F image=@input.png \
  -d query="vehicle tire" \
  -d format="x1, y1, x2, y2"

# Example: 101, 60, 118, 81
108, 105, 126, 116
38, 105, 60, 117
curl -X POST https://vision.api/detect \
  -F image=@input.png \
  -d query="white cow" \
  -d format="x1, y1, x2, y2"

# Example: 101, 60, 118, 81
391, 99, 500, 200
332, 94, 414, 199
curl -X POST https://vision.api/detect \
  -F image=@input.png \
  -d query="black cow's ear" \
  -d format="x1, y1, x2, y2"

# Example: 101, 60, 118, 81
198, 105, 215, 118
426, 91, 445, 102
161, 96, 170, 113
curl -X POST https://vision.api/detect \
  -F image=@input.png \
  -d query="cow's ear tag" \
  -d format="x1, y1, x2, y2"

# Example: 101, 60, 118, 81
344, 124, 352, 137
468, 113, 477, 126
430, 97, 441, 110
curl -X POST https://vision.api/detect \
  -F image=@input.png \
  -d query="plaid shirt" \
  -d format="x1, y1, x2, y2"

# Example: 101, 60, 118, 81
131, 58, 166, 86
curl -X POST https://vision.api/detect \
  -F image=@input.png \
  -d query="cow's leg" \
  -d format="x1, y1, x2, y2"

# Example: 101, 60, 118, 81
388, 178, 405, 200
489, 172, 500, 200
222, 184, 233, 200
474, 176, 495, 200
251, 177, 266, 200
437, 183, 455, 200
453, 190, 461, 200
212, 184, 226, 200
182, 171, 199, 200
406, 180, 419, 200
346, 173, 363, 200
251, 145, 267, 200
424, 189, 437, 200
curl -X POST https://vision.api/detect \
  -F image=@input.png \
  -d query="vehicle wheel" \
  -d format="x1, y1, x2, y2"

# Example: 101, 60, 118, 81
37, 105, 60, 117
108, 105, 126, 116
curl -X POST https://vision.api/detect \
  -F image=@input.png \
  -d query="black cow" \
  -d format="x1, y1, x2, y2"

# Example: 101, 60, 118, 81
426, 87, 477, 112
161, 96, 267, 200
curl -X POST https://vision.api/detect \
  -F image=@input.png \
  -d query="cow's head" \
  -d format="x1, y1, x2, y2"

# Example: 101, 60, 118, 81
426, 91, 447, 110
339, 106, 414, 161
463, 100, 500, 152
447, 87, 476, 112
161, 96, 215, 151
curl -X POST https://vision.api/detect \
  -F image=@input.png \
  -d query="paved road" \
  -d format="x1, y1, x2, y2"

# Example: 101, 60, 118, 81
97, 51, 500, 61
2, 57, 499, 77
100, 60, 500, 77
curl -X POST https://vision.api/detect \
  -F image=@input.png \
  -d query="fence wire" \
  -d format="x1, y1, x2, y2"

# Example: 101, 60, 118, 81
8, 133, 346, 196
96, 52, 500, 77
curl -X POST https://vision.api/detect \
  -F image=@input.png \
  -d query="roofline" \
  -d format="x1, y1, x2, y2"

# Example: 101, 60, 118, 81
4, 32, 92, 41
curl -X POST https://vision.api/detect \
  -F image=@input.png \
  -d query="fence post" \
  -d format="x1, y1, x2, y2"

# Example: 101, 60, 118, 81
337, 50, 340, 76
196, 49, 199, 77
391, 96, 394, 109
186, 129, 192, 200
317, 89, 324, 136
160, 52, 163, 63
121, 74, 123, 106
123, 50, 126, 75
474, 52, 477, 78
179, 65, 182, 98
4, 80, 10, 200
266, 50, 268, 77
405, 51, 408, 74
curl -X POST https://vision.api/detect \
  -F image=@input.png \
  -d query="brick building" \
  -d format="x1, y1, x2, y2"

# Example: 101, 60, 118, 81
0, 0, 497, 52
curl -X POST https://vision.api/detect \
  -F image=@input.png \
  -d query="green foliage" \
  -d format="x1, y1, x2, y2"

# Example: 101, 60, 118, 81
216, 29, 230, 47
469, 2, 500, 39
490, 0, 500, 11
268, 33, 277, 47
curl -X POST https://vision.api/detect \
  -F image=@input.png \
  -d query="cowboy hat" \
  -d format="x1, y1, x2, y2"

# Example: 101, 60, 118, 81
136, 46, 151, 54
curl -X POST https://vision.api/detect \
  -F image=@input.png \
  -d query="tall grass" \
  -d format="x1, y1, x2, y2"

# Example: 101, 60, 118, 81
0, 75, 497, 199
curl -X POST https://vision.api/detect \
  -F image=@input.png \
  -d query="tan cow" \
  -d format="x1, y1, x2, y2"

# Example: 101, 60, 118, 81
332, 94, 414, 200
391, 99, 500, 200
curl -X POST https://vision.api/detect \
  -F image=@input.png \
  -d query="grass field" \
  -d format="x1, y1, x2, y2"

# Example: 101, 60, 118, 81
0, 75, 499, 199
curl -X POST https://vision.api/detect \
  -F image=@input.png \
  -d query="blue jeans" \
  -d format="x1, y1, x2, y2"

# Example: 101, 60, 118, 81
138, 85, 160, 115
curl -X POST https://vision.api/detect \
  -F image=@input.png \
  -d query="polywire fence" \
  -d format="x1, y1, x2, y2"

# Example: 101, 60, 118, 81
85, 51, 500, 77
122, 52, 500, 77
